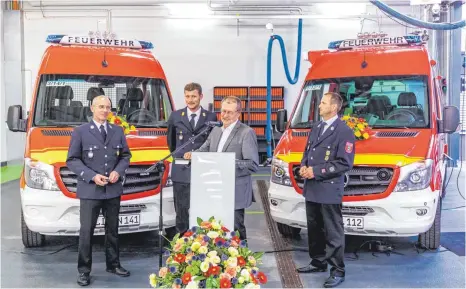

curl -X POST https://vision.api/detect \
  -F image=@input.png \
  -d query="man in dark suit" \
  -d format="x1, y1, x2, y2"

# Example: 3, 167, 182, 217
296, 92, 356, 288
184, 96, 259, 241
66, 95, 132, 286
167, 82, 217, 236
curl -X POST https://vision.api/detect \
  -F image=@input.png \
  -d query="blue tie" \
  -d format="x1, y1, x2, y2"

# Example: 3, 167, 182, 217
318, 122, 327, 139
100, 125, 107, 142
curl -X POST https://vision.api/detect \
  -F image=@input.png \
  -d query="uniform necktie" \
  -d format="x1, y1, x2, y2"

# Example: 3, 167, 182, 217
318, 121, 327, 139
100, 124, 107, 142
190, 114, 196, 129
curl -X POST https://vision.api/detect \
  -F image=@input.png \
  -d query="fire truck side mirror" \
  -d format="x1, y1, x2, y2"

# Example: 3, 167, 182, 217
276, 109, 287, 133
7, 105, 27, 132
439, 106, 460, 134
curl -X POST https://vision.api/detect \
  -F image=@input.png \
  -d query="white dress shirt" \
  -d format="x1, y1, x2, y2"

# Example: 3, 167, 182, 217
93, 119, 108, 133
320, 114, 338, 135
217, 120, 238, 152
187, 107, 202, 128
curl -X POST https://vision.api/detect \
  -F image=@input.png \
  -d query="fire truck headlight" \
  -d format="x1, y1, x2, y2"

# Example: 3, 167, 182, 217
24, 159, 59, 191
394, 159, 433, 192
271, 158, 292, 187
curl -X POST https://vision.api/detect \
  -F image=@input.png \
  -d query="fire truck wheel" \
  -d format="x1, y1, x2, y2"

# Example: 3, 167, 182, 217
418, 198, 441, 250
276, 222, 301, 238
21, 210, 45, 248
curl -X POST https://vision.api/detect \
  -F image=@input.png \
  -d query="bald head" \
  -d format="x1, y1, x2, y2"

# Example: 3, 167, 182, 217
91, 95, 111, 123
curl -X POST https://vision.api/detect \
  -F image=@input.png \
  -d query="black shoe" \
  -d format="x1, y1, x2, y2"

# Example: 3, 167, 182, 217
77, 273, 90, 286
106, 266, 130, 277
323, 275, 345, 288
296, 264, 327, 273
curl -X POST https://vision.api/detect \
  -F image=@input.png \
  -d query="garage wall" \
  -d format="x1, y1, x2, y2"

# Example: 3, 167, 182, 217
0, 6, 6, 165
22, 11, 417, 114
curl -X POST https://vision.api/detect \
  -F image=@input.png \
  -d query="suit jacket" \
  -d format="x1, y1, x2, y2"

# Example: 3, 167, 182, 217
196, 121, 259, 210
301, 118, 356, 204
167, 106, 217, 183
66, 121, 132, 200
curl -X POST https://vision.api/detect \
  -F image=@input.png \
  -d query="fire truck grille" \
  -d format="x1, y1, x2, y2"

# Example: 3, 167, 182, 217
59, 165, 162, 195
291, 165, 393, 196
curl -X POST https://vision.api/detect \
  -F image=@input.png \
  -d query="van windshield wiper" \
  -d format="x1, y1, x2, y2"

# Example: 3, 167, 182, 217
291, 121, 313, 129
37, 121, 82, 127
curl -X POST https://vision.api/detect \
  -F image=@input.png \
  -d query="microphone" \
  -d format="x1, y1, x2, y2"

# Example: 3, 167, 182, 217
206, 121, 223, 127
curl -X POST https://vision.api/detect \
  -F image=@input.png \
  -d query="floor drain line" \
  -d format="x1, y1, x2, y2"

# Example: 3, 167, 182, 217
257, 180, 303, 288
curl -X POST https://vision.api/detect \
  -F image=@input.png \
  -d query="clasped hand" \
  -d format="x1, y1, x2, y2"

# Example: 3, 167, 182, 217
93, 171, 119, 186
299, 166, 314, 179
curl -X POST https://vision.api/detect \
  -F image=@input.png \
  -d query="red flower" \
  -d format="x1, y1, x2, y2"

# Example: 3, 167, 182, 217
232, 236, 240, 243
174, 254, 186, 263
237, 256, 246, 267
200, 221, 212, 229
183, 231, 193, 237
221, 226, 230, 232
250, 273, 258, 284
214, 237, 225, 245
210, 266, 220, 276
257, 272, 268, 284
182, 272, 192, 284
114, 118, 122, 125
220, 277, 232, 288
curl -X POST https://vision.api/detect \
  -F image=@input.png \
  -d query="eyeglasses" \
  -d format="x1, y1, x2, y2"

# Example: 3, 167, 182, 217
220, 109, 239, 116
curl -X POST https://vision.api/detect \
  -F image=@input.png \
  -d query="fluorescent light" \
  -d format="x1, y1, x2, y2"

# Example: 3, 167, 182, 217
313, 3, 367, 17
165, 3, 211, 17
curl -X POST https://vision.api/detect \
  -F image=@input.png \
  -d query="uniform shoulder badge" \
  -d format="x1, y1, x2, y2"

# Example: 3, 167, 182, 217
345, 142, 354, 153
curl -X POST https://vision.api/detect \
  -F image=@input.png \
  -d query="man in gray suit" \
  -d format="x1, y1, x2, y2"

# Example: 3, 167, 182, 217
184, 96, 259, 240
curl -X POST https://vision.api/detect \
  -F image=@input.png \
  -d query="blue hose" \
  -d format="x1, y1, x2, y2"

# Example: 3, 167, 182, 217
370, 0, 465, 30
266, 18, 303, 158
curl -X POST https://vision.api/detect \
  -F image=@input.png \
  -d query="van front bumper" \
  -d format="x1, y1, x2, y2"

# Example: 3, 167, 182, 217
268, 182, 439, 237
20, 186, 176, 236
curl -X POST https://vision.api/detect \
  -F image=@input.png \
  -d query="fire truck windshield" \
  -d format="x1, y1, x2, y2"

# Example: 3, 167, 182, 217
290, 75, 430, 129
33, 74, 173, 128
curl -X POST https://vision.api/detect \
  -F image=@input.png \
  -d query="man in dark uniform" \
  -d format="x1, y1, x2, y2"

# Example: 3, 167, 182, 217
296, 92, 356, 288
66, 95, 132, 286
167, 82, 217, 236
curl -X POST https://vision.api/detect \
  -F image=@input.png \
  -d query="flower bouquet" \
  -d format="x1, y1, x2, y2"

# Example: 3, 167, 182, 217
107, 112, 136, 135
341, 115, 371, 140
149, 217, 267, 289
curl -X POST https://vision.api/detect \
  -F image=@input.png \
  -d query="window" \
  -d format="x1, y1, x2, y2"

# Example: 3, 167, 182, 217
33, 74, 173, 128
290, 75, 430, 129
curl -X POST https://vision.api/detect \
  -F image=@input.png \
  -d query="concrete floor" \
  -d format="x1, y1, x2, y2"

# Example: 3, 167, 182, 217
1, 167, 465, 288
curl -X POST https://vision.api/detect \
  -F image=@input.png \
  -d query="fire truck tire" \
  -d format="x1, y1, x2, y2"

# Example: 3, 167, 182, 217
276, 222, 301, 238
418, 198, 441, 250
21, 210, 45, 248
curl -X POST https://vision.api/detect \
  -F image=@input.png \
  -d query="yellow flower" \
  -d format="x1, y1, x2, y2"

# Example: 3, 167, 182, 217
200, 261, 210, 272
363, 132, 370, 139
124, 128, 130, 135
248, 256, 256, 266
198, 246, 208, 254
191, 241, 201, 252
212, 256, 221, 264
211, 221, 221, 230
228, 247, 239, 257
238, 277, 245, 284
130, 125, 136, 131
355, 131, 362, 137
357, 124, 365, 130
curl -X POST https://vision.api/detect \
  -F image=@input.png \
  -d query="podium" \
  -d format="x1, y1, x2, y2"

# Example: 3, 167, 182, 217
189, 152, 236, 231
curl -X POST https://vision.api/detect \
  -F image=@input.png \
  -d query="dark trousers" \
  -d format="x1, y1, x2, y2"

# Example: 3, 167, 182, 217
78, 196, 121, 274
173, 182, 190, 235
305, 201, 345, 277
234, 209, 247, 240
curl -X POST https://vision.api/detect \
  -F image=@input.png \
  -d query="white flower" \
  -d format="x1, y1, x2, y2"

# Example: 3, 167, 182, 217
198, 246, 208, 254
238, 277, 245, 284
212, 256, 221, 264
227, 257, 238, 267
241, 269, 250, 281
186, 281, 198, 289
207, 251, 218, 258
228, 247, 239, 257
207, 231, 219, 239
245, 283, 256, 289
200, 261, 209, 272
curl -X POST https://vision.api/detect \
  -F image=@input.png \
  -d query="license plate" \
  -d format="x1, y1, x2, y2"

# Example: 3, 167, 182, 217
344, 216, 364, 229
96, 214, 140, 228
